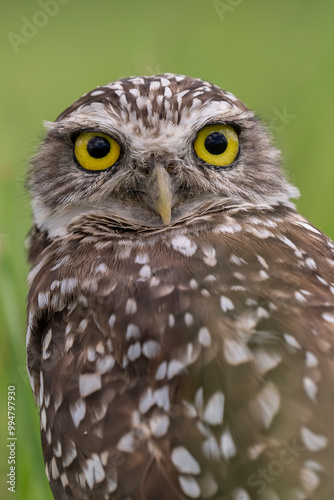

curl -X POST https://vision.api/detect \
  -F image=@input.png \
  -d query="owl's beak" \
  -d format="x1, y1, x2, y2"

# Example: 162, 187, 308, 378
151, 163, 172, 225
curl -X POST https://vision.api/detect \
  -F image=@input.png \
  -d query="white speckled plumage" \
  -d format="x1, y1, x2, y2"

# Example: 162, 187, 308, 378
26, 74, 334, 500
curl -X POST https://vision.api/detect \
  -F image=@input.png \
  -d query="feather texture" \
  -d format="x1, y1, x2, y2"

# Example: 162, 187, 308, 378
27, 74, 334, 500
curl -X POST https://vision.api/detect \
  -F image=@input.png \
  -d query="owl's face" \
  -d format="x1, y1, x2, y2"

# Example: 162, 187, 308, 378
29, 74, 297, 235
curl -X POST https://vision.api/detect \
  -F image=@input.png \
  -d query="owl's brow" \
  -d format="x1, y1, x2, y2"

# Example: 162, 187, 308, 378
45, 120, 124, 141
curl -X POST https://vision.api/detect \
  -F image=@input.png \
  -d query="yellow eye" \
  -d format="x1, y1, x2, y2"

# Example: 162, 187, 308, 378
74, 132, 120, 171
194, 124, 239, 167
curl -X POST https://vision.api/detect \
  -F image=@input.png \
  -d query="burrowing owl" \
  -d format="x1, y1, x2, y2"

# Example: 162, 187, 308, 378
27, 74, 334, 500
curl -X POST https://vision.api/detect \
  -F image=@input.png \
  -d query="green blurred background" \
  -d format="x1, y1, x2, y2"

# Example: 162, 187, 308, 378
1, 0, 333, 498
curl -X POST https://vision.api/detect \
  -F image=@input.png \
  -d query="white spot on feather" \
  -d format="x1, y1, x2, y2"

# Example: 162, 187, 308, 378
221, 428, 237, 460
42, 329, 52, 359
28, 255, 48, 283
129, 88, 140, 97
149, 414, 170, 437
90, 89, 104, 96
257, 255, 269, 269
178, 475, 200, 498
168, 314, 175, 327
295, 291, 307, 303
125, 298, 137, 315
63, 440, 77, 467
60, 278, 78, 295
194, 387, 204, 412
96, 355, 115, 374
305, 351, 318, 368
65, 334, 74, 351
189, 279, 198, 289
230, 254, 246, 266
164, 86, 172, 98
139, 388, 155, 414
155, 361, 167, 380
168, 360, 185, 379
232, 489, 251, 500
60, 473, 69, 488
247, 227, 274, 239
86, 346, 98, 363
284, 333, 301, 349
204, 274, 216, 282
305, 257, 317, 270
253, 349, 282, 374
69, 399, 86, 428
135, 253, 149, 264
108, 314, 116, 328
40, 407, 47, 430
224, 339, 252, 365
78, 319, 88, 332
295, 221, 321, 234
51, 458, 59, 479
220, 296, 234, 312
214, 222, 242, 234
279, 235, 298, 251
126, 324, 140, 340
172, 446, 201, 474
300, 467, 320, 491
202, 435, 221, 460
322, 312, 334, 323
117, 432, 137, 453
142, 340, 161, 358
204, 392, 225, 425
154, 385, 170, 411
53, 440, 62, 458
185, 312, 194, 326
150, 276, 160, 287
259, 270, 269, 280
83, 453, 105, 487
139, 265, 151, 279
95, 263, 107, 274
198, 327, 212, 347
183, 401, 197, 418
202, 245, 217, 266
100, 451, 109, 466
38, 292, 50, 309
171, 235, 197, 256
251, 382, 280, 429
127, 342, 141, 361
198, 471, 218, 497
303, 377, 318, 404
79, 373, 101, 397
257, 306, 270, 318
50, 280, 60, 290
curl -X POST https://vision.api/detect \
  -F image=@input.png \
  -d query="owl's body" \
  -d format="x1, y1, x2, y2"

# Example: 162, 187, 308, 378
27, 74, 334, 500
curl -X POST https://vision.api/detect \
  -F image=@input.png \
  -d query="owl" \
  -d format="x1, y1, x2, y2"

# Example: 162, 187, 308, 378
26, 74, 334, 500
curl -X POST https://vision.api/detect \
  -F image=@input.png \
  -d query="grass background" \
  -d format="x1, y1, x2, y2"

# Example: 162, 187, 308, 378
1, 0, 334, 498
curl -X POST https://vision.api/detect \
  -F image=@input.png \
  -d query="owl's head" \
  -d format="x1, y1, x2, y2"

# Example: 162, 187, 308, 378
29, 74, 298, 236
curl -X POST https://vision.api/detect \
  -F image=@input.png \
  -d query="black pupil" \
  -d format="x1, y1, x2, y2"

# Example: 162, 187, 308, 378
87, 136, 111, 158
204, 132, 228, 155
